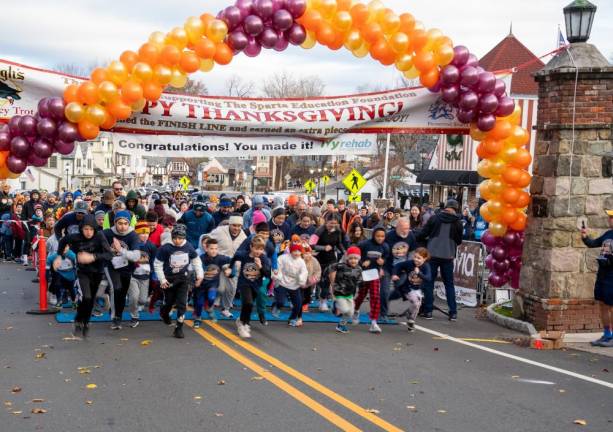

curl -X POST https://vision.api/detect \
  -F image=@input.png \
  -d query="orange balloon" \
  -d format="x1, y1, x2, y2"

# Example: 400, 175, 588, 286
510, 148, 532, 169
120, 50, 139, 71
0, 151, 8, 166
100, 113, 117, 130
143, 81, 163, 101
194, 37, 217, 59
499, 145, 518, 163
107, 99, 132, 121
121, 80, 144, 104
78, 120, 100, 140
489, 178, 505, 194
419, 68, 439, 88
413, 50, 435, 72
350, 4, 370, 27
515, 171, 532, 188
488, 199, 504, 215
361, 22, 384, 44
316, 23, 336, 46
200, 13, 215, 30
301, 10, 323, 32
470, 122, 488, 141
411, 28, 429, 51
63, 84, 79, 104
502, 187, 520, 205
510, 212, 527, 231
327, 33, 345, 51
476, 142, 491, 160
480, 203, 494, 223
488, 119, 513, 140
489, 222, 508, 237
434, 43, 454, 66
337, 0, 353, 11
160, 45, 181, 66
399, 13, 416, 35
380, 10, 400, 34
91, 67, 108, 85
516, 191, 531, 208
180, 51, 200, 73
479, 181, 494, 201
389, 32, 410, 54
77, 81, 99, 105
214, 43, 233, 65
508, 125, 530, 147
501, 206, 519, 225
138, 43, 160, 65
482, 138, 503, 155
502, 167, 522, 186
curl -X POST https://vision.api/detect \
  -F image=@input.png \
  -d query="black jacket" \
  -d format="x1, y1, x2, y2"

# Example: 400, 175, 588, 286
58, 216, 113, 274
416, 211, 463, 260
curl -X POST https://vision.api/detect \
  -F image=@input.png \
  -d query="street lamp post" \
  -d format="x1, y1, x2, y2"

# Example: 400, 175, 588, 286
317, 168, 322, 198
250, 164, 256, 194
65, 167, 69, 190
419, 152, 429, 205
563, 0, 596, 43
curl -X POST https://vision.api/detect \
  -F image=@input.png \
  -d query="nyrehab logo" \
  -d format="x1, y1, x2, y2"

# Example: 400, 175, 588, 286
322, 137, 375, 152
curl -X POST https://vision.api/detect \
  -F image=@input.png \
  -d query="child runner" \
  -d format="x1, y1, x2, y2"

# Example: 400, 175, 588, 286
154, 224, 203, 339
57, 215, 113, 338
301, 244, 321, 315
46, 242, 77, 308
194, 238, 232, 328
272, 244, 308, 327
354, 227, 390, 333
391, 247, 432, 331
229, 236, 271, 338
128, 221, 157, 328
329, 246, 363, 334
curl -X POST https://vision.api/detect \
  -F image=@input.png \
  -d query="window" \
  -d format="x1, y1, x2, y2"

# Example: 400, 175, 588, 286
87, 159, 92, 169
48, 156, 57, 168
76, 159, 81, 168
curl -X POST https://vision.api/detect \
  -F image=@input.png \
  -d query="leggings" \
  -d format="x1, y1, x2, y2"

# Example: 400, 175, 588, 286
108, 270, 132, 321
75, 271, 103, 325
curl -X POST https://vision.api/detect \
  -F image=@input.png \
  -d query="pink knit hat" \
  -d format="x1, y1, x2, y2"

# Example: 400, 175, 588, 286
252, 210, 267, 226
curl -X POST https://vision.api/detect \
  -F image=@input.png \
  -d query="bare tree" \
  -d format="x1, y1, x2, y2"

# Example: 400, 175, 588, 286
224, 75, 256, 97
166, 79, 208, 96
53, 61, 110, 78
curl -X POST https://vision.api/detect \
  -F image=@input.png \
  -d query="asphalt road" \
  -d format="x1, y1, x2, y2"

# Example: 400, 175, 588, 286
1, 263, 611, 432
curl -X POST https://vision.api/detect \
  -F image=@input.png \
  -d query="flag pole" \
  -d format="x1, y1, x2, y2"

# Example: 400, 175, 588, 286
382, 133, 391, 200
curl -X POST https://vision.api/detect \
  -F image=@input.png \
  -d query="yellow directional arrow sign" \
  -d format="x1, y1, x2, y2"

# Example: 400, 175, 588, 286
321, 175, 330, 185
347, 193, 362, 203
179, 176, 191, 191
304, 179, 317, 193
342, 169, 366, 194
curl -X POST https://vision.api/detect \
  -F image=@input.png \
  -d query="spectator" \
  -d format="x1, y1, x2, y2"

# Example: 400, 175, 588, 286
409, 205, 423, 230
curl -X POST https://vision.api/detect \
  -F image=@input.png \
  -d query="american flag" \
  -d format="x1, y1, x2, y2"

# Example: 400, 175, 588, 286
558, 26, 567, 48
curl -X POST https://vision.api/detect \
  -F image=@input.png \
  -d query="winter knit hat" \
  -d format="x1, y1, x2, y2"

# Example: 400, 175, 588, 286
272, 207, 285, 218
94, 210, 105, 219
287, 195, 299, 206
171, 224, 187, 238
228, 215, 243, 225
115, 210, 131, 222
255, 222, 269, 233
289, 244, 303, 254
346, 246, 361, 258
135, 221, 150, 235
252, 210, 267, 226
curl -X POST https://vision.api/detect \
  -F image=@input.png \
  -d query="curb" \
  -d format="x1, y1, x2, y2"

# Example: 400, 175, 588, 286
563, 332, 602, 343
486, 302, 538, 336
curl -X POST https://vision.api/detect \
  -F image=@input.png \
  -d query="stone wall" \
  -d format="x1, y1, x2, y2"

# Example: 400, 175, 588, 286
517, 63, 613, 332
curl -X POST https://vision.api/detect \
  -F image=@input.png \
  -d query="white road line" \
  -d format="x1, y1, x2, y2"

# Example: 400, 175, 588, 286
415, 325, 613, 390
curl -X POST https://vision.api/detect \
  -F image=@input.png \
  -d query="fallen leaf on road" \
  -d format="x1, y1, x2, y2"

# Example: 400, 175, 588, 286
573, 419, 587, 426
559, 389, 566, 393
511, 375, 520, 379
64, 379, 71, 383
62, 336, 80, 341
366, 409, 380, 414
120, 338, 129, 342
393, 347, 401, 351
4, 326, 13, 331
31, 408, 47, 414
406, 405, 417, 411
409, 381, 420, 384
214, 412, 224, 417
4, 401, 12, 407
140, 340, 152, 346
11, 387, 21, 394
79, 369, 91, 375
193, 396, 203, 400
85, 384, 97, 389
10, 410, 22, 415
603, 369, 609, 373
251, 376, 264, 381
433, 347, 439, 351
31, 399, 45, 403
85, 400, 93, 405
34, 352, 46, 360
437, 410, 447, 414
312, 347, 318, 351
217, 380, 225, 385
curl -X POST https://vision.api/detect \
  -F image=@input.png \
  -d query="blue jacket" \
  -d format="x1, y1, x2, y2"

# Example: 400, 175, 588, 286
179, 210, 216, 249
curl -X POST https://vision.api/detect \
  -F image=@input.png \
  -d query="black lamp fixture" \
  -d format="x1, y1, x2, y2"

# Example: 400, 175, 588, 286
563, 0, 597, 43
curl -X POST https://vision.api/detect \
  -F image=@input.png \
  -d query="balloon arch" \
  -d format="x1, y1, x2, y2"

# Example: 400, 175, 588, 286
0, 0, 531, 287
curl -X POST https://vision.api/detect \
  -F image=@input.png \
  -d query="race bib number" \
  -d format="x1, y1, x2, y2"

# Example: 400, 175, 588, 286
67, 225, 80, 235
58, 259, 74, 271
170, 252, 189, 273
362, 269, 379, 282
111, 255, 129, 269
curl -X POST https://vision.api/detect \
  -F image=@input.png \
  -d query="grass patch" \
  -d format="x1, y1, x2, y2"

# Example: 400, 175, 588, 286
494, 304, 514, 318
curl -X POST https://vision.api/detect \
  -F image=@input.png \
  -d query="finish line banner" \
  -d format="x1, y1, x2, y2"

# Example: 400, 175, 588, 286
0, 59, 468, 144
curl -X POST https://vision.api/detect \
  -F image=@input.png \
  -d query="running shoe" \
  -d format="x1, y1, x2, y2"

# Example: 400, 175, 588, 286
335, 324, 349, 334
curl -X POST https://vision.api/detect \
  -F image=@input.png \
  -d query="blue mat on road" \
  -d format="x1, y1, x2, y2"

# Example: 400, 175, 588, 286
55, 309, 398, 325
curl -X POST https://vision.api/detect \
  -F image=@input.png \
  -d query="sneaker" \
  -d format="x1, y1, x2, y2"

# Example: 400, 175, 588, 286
173, 324, 185, 339
288, 319, 298, 327
271, 305, 281, 318
594, 337, 613, 347
237, 320, 250, 338
448, 313, 458, 322
335, 324, 349, 334
407, 319, 415, 332
295, 318, 303, 327
111, 318, 122, 330
221, 309, 233, 318
369, 321, 382, 334
21, 255, 28, 266
258, 313, 268, 326
92, 310, 103, 317
319, 300, 330, 312
193, 319, 201, 329
160, 310, 172, 325
129, 318, 139, 328
82, 323, 90, 338
73, 322, 83, 337
302, 304, 309, 313
590, 335, 612, 347
351, 312, 360, 325
244, 324, 252, 337
421, 312, 433, 320
207, 308, 218, 323
48, 293, 58, 307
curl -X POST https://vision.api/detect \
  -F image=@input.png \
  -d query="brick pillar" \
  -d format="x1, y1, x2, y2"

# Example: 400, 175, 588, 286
517, 43, 612, 333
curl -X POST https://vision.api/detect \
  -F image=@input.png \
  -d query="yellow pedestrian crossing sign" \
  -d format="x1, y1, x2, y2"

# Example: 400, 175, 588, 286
343, 169, 366, 194
179, 176, 191, 191
321, 175, 330, 185
304, 179, 317, 193
348, 193, 362, 203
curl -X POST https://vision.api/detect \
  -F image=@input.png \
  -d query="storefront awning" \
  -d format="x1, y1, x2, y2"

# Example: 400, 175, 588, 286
416, 170, 480, 186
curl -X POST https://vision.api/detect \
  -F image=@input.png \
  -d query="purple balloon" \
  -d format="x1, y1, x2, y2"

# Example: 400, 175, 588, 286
451, 46, 470, 67
481, 231, 498, 249
465, 54, 479, 68
8, 116, 22, 136
254, 0, 274, 19
477, 114, 496, 132
28, 153, 48, 168
273, 31, 289, 51
477, 72, 496, 94
457, 109, 477, 124
494, 258, 511, 273
0, 124, 8, 134
10, 136, 30, 158
36, 118, 57, 139
485, 254, 495, 270
495, 96, 515, 117
493, 79, 506, 97
38, 98, 51, 119
272, 0, 285, 12
286, 23, 306, 45
441, 65, 460, 86
286, 0, 306, 18
224, 6, 243, 29
244, 15, 264, 36
0, 132, 11, 151
488, 273, 505, 288
478, 93, 499, 114
502, 232, 518, 246
58, 122, 79, 143
6, 155, 27, 174
428, 81, 442, 93
228, 30, 250, 51
273, 9, 294, 31
492, 246, 507, 261
48, 97, 66, 121
460, 67, 479, 88
441, 85, 460, 103
54, 139, 75, 155
244, 37, 262, 57
33, 138, 54, 158
459, 90, 479, 110
258, 27, 279, 48
19, 115, 38, 137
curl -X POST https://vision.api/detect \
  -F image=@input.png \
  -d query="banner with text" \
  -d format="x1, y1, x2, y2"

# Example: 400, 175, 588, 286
0, 59, 469, 146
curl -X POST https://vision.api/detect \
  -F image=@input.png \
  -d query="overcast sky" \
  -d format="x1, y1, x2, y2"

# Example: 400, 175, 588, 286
1, 0, 611, 95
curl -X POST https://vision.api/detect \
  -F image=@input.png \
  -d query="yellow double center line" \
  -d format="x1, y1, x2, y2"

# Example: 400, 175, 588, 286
187, 320, 404, 432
